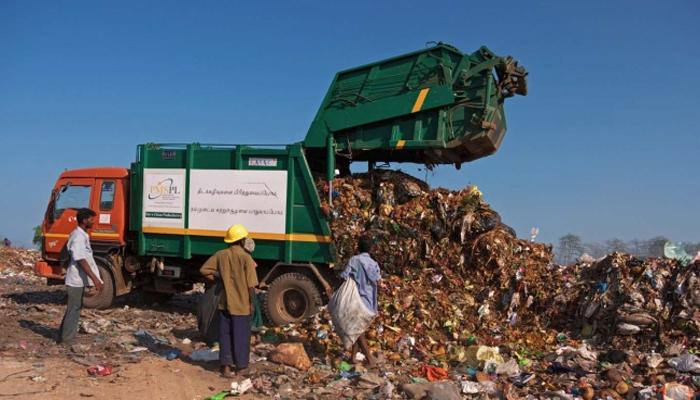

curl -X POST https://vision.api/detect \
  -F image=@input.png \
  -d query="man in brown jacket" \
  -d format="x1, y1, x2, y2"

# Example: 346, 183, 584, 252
200, 224, 258, 377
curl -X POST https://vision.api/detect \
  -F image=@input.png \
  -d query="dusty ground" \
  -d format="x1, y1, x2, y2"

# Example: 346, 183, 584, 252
0, 274, 257, 399
0, 356, 242, 399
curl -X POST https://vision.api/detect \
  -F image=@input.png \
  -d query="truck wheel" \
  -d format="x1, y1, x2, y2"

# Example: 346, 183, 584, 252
83, 264, 115, 309
264, 272, 322, 326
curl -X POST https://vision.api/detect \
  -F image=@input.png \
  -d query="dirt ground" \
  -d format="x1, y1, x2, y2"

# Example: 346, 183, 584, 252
0, 279, 257, 399
0, 356, 245, 399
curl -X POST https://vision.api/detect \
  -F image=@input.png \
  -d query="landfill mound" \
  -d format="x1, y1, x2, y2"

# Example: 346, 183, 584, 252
566, 252, 699, 349
0, 247, 40, 270
0, 247, 42, 284
317, 170, 557, 353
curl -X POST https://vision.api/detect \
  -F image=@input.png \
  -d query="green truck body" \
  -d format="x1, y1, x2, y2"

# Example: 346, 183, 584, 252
130, 143, 334, 265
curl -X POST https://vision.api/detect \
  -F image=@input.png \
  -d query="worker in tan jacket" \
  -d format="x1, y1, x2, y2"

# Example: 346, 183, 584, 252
200, 224, 258, 378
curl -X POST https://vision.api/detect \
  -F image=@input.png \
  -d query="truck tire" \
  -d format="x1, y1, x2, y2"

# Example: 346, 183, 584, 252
83, 264, 115, 309
264, 272, 322, 326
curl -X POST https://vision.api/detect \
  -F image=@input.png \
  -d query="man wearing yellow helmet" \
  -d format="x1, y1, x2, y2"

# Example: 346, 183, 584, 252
200, 224, 258, 378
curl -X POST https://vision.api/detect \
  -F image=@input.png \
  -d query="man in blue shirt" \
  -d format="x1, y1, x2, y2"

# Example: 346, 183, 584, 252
339, 235, 381, 366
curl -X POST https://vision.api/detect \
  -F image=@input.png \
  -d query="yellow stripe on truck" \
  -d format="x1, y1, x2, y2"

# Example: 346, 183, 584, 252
45, 232, 120, 240
411, 88, 430, 113
142, 227, 332, 243
44, 233, 69, 239
92, 232, 121, 238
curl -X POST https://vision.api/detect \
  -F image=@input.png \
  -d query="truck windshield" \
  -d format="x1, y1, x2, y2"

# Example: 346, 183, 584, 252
54, 185, 91, 219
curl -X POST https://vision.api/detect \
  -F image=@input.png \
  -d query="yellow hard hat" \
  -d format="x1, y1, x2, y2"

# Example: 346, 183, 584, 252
224, 224, 249, 243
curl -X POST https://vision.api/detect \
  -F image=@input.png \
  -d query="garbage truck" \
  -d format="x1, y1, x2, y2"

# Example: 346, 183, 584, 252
34, 42, 527, 325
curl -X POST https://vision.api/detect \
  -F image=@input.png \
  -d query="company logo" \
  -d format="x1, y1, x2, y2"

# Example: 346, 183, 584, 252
148, 178, 180, 200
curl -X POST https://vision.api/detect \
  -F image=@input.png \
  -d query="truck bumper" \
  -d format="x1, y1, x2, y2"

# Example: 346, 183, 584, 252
34, 260, 64, 280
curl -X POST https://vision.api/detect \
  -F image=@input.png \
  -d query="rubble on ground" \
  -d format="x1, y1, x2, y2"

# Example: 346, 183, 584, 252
0, 247, 42, 285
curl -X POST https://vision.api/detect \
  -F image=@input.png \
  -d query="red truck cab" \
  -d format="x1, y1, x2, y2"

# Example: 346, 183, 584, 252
35, 168, 129, 303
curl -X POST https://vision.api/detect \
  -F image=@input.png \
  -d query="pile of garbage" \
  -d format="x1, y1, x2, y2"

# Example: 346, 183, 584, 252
318, 170, 556, 348
563, 252, 699, 350
0, 247, 42, 284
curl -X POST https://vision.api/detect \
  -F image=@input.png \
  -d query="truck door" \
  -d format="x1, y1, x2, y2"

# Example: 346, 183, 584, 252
43, 178, 95, 261
91, 178, 125, 243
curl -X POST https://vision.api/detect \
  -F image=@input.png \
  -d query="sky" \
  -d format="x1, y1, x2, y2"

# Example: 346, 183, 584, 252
1, 0, 699, 248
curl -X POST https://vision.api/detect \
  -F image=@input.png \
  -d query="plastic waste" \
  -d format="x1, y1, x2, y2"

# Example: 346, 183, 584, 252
616, 322, 641, 335
134, 329, 170, 349
513, 373, 534, 388
79, 321, 98, 334
353, 352, 366, 362
476, 346, 504, 371
556, 344, 598, 361
460, 381, 481, 394
87, 363, 113, 377
668, 352, 700, 373
662, 382, 694, 400
664, 242, 693, 266
328, 278, 376, 349
636, 388, 656, 400
249, 293, 263, 330
198, 282, 223, 343
417, 365, 448, 382
205, 391, 229, 400
190, 348, 220, 362
341, 371, 362, 380
230, 378, 252, 396
595, 282, 609, 293
646, 352, 664, 369
161, 348, 181, 360
337, 361, 353, 372
495, 359, 520, 377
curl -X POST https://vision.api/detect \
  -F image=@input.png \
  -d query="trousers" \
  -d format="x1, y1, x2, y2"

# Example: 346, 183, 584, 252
218, 311, 251, 368
58, 286, 84, 343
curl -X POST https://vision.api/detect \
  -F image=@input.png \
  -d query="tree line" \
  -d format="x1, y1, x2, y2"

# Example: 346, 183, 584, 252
556, 234, 700, 265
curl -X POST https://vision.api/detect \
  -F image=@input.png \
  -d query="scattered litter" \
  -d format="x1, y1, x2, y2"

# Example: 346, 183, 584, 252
230, 378, 252, 395
189, 348, 219, 362
86, 363, 113, 377
269, 343, 311, 371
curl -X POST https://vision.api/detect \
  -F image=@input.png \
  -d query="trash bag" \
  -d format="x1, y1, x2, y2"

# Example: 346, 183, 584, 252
250, 293, 263, 330
662, 383, 694, 400
668, 352, 700, 373
197, 282, 223, 343
664, 242, 693, 266
328, 278, 376, 349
